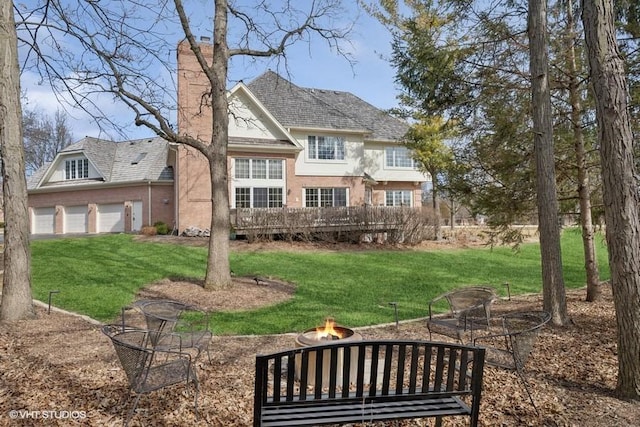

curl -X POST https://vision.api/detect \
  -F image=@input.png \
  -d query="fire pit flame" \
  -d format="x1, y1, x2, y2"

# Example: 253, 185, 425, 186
295, 317, 358, 347
315, 317, 343, 341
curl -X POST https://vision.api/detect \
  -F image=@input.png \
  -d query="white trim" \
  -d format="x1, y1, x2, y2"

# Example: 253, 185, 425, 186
288, 126, 370, 135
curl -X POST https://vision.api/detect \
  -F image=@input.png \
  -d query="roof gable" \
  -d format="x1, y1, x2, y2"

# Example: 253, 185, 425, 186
227, 82, 301, 150
28, 136, 172, 190
246, 71, 409, 141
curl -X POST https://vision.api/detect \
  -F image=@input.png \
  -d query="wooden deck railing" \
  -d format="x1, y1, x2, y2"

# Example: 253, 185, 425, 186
230, 206, 426, 236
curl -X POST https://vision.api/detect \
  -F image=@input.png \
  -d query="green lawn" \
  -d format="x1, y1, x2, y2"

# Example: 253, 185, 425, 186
30, 228, 610, 335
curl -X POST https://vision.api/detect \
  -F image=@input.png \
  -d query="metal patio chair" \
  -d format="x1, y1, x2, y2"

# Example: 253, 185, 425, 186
102, 324, 199, 426
473, 311, 551, 415
427, 285, 498, 343
134, 299, 213, 363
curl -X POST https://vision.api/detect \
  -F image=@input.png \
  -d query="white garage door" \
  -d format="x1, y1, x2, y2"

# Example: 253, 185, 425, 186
97, 203, 125, 233
32, 207, 55, 234
64, 205, 88, 233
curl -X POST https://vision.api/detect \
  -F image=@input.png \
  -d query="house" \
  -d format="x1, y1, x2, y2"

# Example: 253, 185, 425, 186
26, 40, 429, 235
175, 40, 428, 233
27, 137, 175, 234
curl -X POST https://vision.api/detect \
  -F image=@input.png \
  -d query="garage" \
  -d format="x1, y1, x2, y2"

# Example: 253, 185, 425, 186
32, 207, 56, 234
97, 203, 125, 233
64, 205, 88, 233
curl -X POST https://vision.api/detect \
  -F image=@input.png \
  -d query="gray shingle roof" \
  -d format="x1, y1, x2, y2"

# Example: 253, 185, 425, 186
109, 137, 172, 183
28, 136, 172, 190
246, 71, 409, 141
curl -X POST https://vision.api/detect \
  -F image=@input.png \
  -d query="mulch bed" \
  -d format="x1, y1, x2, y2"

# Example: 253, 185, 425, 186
1, 281, 639, 426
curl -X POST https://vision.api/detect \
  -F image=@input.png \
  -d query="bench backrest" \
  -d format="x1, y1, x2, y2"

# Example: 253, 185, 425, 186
254, 340, 485, 422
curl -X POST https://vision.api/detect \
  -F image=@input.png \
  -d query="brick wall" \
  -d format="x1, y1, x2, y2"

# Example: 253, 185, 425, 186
29, 184, 174, 234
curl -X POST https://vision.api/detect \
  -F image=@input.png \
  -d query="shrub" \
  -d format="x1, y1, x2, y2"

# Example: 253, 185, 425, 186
153, 221, 169, 235
141, 225, 157, 236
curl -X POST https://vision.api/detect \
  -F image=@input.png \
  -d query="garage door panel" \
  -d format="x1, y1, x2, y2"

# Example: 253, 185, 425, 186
32, 207, 55, 234
97, 203, 125, 233
64, 206, 88, 233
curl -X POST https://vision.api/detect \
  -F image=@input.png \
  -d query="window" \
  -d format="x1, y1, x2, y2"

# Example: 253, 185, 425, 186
268, 159, 282, 179
385, 190, 412, 207
234, 158, 283, 179
235, 159, 250, 179
235, 187, 251, 208
308, 136, 345, 160
305, 188, 347, 207
253, 159, 267, 179
385, 147, 416, 168
235, 187, 283, 208
65, 158, 89, 180
233, 158, 284, 208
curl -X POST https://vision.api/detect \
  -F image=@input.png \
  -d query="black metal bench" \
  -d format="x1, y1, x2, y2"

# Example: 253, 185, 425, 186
254, 339, 485, 426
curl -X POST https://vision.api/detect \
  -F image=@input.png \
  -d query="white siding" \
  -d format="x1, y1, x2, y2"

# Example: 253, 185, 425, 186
292, 131, 364, 176
228, 92, 287, 140
364, 142, 428, 182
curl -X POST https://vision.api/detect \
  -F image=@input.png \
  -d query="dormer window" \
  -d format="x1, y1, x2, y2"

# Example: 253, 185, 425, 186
65, 158, 89, 180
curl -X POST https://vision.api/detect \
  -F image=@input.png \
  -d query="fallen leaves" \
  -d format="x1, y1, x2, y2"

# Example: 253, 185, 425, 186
0, 283, 639, 426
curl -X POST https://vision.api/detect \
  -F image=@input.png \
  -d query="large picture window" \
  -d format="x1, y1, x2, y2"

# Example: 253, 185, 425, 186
385, 190, 412, 207
233, 158, 284, 208
308, 136, 345, 161
385, 146, 416, 168
305, 188, 347, 207
65, 158, 89, 180
235, 187, 283, 208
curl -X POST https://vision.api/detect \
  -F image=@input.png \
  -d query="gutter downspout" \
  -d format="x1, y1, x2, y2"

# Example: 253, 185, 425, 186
169, 144, 179, 235
147, 180, 152, 226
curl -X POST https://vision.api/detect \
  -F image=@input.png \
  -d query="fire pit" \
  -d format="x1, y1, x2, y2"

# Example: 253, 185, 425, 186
294, 318, 362, 387
295, 317, 361, 346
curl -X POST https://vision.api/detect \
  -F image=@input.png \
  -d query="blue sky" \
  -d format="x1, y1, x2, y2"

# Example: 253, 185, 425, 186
19, 1, 401, 141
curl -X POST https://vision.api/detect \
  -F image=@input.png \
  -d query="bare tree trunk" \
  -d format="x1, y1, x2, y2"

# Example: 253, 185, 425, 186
450, 199, 455, 230
528, 0, 570, 326
203, 0, 232, 289
566, 0, 600, 302
0, 0, 34, 321
431, 177, 442, 240
582, 0, 640, 400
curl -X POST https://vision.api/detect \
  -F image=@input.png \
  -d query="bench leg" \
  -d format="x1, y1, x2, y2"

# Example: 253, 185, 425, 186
435, 416, 443, 427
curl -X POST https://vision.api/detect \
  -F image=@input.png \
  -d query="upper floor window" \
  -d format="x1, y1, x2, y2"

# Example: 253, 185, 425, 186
305, 188, 347, 207
65, 158, 89, 180
385, 146, 416, 168
385, 190, 412, 207
308, 136, 345, 161
234, 158, 283, 180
